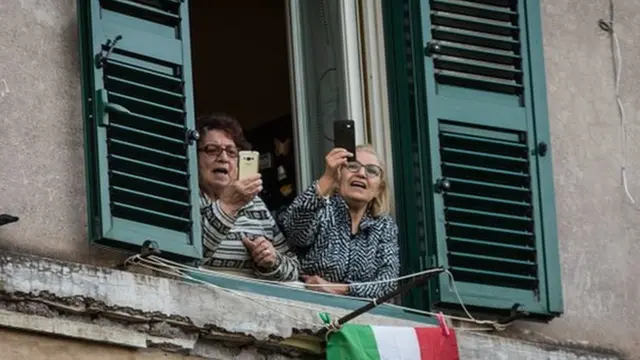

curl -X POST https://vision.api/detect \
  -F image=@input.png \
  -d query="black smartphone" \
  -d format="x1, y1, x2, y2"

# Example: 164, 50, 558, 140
333, 120, 356, 162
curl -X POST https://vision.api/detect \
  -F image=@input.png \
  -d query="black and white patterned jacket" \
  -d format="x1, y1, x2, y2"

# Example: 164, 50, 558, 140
279, 182, 400, 298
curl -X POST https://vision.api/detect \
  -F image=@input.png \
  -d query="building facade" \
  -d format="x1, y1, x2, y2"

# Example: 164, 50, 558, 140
0, 0, 637, 359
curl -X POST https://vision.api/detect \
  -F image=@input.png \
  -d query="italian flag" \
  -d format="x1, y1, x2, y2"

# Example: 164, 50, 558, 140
325, 324, 460, 360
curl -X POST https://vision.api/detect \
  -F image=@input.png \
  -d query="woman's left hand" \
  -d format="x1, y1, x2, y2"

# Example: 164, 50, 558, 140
301, 275, 349, 295
242, 237, 277, 269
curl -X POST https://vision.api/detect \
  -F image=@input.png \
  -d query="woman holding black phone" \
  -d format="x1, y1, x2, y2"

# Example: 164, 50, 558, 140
279, 145, 400, 298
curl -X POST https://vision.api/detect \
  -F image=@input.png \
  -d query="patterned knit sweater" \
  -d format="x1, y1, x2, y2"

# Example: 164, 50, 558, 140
279, 182, 400, 298
200, 192, 300, 281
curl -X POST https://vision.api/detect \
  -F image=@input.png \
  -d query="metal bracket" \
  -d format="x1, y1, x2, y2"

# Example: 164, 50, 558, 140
434, 178, 451, 194
141, 240, 161, 258
0, 214, 19, 227
497, 303, 528, 326
95, 35, 123, 68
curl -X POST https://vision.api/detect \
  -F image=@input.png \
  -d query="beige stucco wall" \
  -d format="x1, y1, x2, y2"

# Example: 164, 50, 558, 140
0, 0, 638, 358
0, 328, 201, 360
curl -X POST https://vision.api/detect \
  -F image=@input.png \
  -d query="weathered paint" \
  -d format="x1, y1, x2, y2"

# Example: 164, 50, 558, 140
0, 253, 624, 360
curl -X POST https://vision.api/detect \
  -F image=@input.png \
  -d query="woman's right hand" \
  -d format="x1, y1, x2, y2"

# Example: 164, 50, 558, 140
317, 148, 352, 196
219, 174, 262, 217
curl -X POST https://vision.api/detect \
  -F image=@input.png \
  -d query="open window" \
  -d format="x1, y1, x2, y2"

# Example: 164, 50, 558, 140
78, 0, 364, 259
78, 0, 434, 324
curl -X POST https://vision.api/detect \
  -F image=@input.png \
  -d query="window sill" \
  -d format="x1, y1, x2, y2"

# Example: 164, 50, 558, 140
186, 270, 439, 326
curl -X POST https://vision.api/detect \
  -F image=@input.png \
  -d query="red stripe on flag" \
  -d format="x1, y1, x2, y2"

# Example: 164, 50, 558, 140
414, 327, 460, 360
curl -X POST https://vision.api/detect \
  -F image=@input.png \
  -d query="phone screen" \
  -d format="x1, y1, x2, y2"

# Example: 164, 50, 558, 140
333, 120, 356, 161
238, 151, 260, 180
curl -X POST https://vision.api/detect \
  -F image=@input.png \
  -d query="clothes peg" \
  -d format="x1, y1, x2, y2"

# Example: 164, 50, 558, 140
436, 312, 450, 337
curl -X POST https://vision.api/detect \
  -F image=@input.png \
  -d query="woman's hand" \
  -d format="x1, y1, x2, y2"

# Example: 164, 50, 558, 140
317, 148, 352, 196
242, 236, 278, 269
219, 174, 262, 216
301, 275, 349, 295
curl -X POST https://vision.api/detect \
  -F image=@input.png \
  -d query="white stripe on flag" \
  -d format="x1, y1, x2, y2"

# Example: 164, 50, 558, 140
371, 326, 421, 360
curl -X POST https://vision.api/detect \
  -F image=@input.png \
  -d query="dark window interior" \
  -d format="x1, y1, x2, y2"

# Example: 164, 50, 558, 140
190, 0, 298, 213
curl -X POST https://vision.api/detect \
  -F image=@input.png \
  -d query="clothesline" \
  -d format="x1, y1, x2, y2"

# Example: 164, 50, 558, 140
125, 255, 510, 331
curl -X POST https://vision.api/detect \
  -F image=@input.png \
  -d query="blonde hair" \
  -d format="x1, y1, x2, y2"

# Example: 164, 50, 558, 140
339, 144, 390, 217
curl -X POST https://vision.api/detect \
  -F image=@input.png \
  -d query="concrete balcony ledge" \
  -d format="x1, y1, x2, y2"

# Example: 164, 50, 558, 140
0, 252, 624, 359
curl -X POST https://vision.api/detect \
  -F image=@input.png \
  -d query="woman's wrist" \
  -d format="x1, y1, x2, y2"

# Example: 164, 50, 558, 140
331, 284, 350, 295
316, 175, 334, 197
257, 252, 281, 272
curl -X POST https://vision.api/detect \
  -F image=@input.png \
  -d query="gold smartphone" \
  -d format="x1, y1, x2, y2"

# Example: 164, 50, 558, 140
238, 150, 260, 180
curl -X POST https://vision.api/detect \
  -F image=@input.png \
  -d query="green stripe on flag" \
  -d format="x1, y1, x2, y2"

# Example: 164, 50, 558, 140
326, 324, 381, 360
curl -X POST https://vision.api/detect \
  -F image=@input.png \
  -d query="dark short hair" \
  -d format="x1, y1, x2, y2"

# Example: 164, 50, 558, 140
196, 113, 251, 150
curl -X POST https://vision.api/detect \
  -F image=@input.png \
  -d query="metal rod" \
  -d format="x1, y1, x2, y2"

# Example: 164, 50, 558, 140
316, 267, 445, 338
0, 214, 19, 227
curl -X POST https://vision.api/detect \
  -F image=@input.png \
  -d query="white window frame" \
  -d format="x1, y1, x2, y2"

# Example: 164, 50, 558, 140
286, 0, 367, 191
359, 0, 396, 216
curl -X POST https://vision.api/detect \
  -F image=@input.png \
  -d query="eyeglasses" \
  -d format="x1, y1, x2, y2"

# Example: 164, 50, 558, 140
345, 161, 383, 178
198, 144, 239, 159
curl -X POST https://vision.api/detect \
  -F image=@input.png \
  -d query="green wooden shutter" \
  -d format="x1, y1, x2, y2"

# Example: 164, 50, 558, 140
383, 0, 434, 311
78, 0, 202, 260
415, 0, 562, 318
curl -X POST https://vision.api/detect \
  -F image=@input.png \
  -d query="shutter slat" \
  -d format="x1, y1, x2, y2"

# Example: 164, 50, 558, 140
102, 0, 180, 25
448, 236, 534, 251
111, 187, 189, 219
118, 111, 185, 130
110, 123, 185, 145
111, 202, 190, 232
434, 70, 523, 94
111, 170, 187, 191
431, 11, 518, 36
449, 251, 535, 266
442, 147, 527, 164
448, 177, 529, 193
443, 162, 529, 179
106, 59, 182, 85
431, 0, 516, 21
112, 186, 190, 207
106, 76, 182, 103
433, 41, 521, 65
110, 156, 188, 189
109, 92, 184, 115
110, 154, 187, 176
447, 222, 532, 237
109, 137, 186, 160
432, 26, 518, 51
449, 266, 536, 281
446, 206, 531, 222
446, 192, 529, 207
434, 55, 522, 80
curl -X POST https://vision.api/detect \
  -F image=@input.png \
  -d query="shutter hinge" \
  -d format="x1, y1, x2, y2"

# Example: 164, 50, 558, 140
96, 89, 131, 126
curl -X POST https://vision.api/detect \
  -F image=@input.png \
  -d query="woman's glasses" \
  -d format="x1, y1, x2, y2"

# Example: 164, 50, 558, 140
198, 144, 239, 159
345, 161, 383, 178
